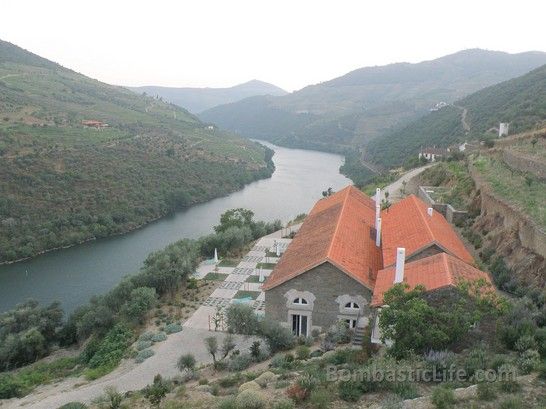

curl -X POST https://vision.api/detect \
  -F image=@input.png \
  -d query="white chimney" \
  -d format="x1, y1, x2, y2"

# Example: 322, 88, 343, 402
375, 203, 380, 228
375, 188, 381, 205
427, 207, 434, 217
394, 248, 405, 283
375, 217, 382, 247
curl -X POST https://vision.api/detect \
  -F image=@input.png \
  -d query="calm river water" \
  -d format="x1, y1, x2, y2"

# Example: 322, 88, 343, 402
0, 141, 351, 313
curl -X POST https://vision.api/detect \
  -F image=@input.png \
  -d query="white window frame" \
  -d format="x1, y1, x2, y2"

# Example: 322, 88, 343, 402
344, 301, 360, 310
293, 297, 308, 305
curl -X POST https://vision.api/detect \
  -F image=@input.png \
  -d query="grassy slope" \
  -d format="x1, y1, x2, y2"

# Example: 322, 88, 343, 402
0, 40, 273, 263
366, 64, 546, 167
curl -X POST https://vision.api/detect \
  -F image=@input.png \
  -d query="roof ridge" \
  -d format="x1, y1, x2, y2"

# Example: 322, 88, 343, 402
412, 195, 435, 243
442, 253, 452, 285
326, 186, 351, 259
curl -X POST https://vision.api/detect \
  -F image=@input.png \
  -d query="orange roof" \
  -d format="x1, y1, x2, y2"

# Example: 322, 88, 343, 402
381, 195, 473, 267
371, 252, 492, 306
263, 186, 382, 290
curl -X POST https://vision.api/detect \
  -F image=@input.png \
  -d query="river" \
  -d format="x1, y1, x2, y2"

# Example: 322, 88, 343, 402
0, 141, 351, 314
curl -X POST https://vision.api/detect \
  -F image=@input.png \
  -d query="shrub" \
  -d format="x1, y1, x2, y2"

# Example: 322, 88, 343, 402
218, 397, 237, 409
198, 378, 209, 385
228, 353, 253, 372
297, 373, 318, 393
390, 381, 419, 399
217, 397, 237, 409
143, 374, 171, 407
151, 332, 167, 343
139, 331, 155, 342
286, 383, 308, 403
235, 389, 267, 409
500, 397, 523, 409
238, 381, 261, 392
0, 375, 23, 399
431, 386, 455, 409
58, 403, 88, 409
338, 379, 362, 402
258, 319, 294, 352
165, 323, 183, 334
104, 386, 123, 409
271, 398, 295, 409
121, 287, 157, 324
219, 374, 241, 388
464, 346, 487, 377
254, 371, 276, 388
135, 349, 155, 363
538, 360, 546, 379
517, 349, 540, 374
498, 377, 521, 393
295, 345, 310, 360
136, 340, 153, 351
309, 387, 331, 409
177, 353, 196, 375
87, 324, 133, 375
477, 382, 496, 401
515, 335, 537, 352
270, 354, 292, 369
225, 304, 259, 335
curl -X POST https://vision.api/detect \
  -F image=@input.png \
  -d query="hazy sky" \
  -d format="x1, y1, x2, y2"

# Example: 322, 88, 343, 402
2, 0, 545, 91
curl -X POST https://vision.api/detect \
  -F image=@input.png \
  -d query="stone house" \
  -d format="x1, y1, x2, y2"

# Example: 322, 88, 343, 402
263, 186, 491, 338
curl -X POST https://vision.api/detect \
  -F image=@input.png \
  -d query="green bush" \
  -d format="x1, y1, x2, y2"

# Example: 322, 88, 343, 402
500, 397, 523, 409
228, 354, 253, 372
135, 349, 155, 363
338, 379, 362, 402
431, 386, 455, 409
517, 349, 540, 374
309, 387, 331, 409
217, 397, 237, 409
498, 377, 521, 393
258, 319, 294, 352
86, 324, 133, 376
271, 398, 295, 409
57, 403, 88, 409
151, 331, 167, 343
136, 340, 153, 351
165, 323, 183, 334
225, 304, 259, 335
0, 374, 24, 399
295, 345, 310, 360
235, 389, 267, 409
477, 382, 496, 401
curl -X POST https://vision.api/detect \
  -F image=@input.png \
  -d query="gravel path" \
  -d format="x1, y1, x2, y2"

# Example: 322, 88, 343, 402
5, 329, 256, 409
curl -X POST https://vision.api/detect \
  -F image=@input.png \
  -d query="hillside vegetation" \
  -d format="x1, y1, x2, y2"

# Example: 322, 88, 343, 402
201, 49, 546, 155
130, 79, 287, 114
367, 64, 546, 167
0, 40, 274, 263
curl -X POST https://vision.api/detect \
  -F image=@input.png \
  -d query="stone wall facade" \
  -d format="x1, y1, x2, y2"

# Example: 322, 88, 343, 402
264, 261, 373, 332
418, 186, 468, 225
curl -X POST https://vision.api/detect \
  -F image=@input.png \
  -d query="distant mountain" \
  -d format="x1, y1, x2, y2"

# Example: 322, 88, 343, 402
130, 80, 287, 113
0, 40, 273, 263
366, 64, 546, 167
200, 49, 546, 154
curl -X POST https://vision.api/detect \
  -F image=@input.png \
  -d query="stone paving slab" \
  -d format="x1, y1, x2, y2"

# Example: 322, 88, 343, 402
250, 269, 272, 276
219, 281, 243, 290
243, 255, 263, 263
236, 261, 259, 268
225, 273, 248, 282
240, 282, 262, 292
202, 297, 231, 309
232, 267, 255, 275
217, 266, 236, 274
210, 288, 238, 299
194, 262, 216, 279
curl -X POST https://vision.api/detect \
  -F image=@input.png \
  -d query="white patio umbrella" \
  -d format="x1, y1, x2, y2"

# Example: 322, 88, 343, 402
259, 266, 264, 283
214, 248, 218, 264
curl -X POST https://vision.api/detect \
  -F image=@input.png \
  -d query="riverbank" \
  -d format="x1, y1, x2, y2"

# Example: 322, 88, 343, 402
0, 142, 351, 314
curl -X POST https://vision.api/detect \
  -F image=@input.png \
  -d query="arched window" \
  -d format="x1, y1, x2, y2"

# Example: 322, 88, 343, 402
345, 302, 359, 309
294, 298, 308, 305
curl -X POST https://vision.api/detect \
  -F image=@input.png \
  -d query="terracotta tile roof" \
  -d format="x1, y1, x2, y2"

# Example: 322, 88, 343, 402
381, 195, 473, 267
263, 186, 382, 290
371, 252, 492, 306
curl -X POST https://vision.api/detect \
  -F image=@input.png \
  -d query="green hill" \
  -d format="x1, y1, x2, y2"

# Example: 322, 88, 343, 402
200, 49, 546, 153
0, 40, 273, 263
366, 64, 546, 167
130, 79, 287, 114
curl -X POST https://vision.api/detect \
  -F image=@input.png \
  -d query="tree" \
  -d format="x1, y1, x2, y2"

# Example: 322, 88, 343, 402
143, 374, 170, 407
225, 304, 259, 335
379, 284, 477, 358
204, 336, 219, 366
214, 208, 254, 233
121, 287, 157, 324
221, 333, 236, 360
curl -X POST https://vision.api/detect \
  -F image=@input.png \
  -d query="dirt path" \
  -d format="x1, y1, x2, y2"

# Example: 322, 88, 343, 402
5, 329, 257, 409
453, 104, 470, 132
